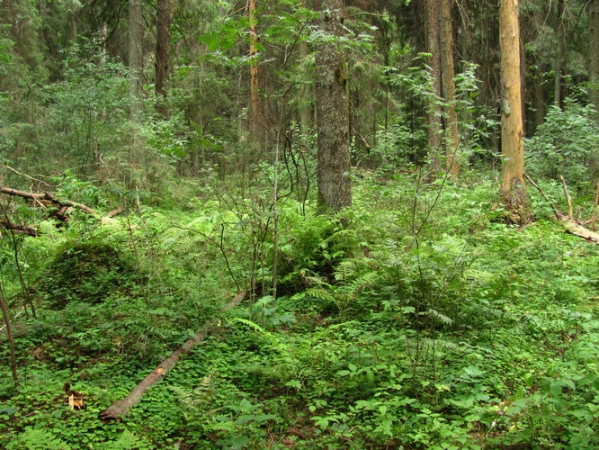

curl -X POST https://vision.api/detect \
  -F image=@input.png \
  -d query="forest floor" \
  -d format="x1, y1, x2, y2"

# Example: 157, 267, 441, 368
1, 172, 599, 449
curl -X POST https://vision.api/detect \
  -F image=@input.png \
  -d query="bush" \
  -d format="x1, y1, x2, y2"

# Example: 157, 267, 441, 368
526, 99, 599, 194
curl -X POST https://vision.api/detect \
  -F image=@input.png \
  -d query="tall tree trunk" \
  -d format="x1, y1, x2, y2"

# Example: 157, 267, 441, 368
590, 0, 599, 123
298, 39, 312, 133
129, 0, 144, 171
440, 0, 459, 176
155, 0, 171, 116
533, 65, 545, 131
129, 0, 144, 122
315, 0, 351, 212
499, 0, 529, 224
554, 0, 565, 109
425, 0, 443, 175
249, 0, 261, 137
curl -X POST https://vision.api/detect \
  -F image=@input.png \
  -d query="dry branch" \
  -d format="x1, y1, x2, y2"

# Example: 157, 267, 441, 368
99, 291, 246, 421
525, 174, 599, 245
0, 186, 97, 216
0, 218, 38, 236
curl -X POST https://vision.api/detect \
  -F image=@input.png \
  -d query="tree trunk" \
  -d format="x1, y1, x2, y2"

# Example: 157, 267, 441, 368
298, 39, 312, 133
425, 0, 443, 176
499, 0, 529, 224
249, 0, 261, 136
533, 65, 545, 131
0, 282, 18, 383
129, 0, 144, 122
590, 0, 599, 123
554, 0, 565, 109
155, 0, 171, 116
315, 0, 352, 212
440, 0, 459, 176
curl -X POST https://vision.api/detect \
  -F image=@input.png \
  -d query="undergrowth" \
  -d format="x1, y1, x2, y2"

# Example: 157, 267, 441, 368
1, 173, 599, 449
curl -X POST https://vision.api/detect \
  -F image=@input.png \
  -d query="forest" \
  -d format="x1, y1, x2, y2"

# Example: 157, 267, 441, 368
1, 0, 599, 448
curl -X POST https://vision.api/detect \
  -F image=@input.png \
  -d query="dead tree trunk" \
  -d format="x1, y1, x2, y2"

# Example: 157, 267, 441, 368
99, 291, 246, 421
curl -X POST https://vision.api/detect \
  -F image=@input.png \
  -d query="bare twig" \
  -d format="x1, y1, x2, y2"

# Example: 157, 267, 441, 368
0, 164, 51, 188
560, 175, 573, 219
524, 174, 562, 219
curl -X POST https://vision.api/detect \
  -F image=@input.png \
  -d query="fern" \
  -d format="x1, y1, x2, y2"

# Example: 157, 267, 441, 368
6, 428, 71, 450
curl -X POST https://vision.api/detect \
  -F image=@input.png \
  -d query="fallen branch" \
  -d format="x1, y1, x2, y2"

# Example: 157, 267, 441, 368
560, 219, 599, 244
0, 186, 97, 216
0, 164, 52, 188
99, 291, 246, 421
525, 174, 599, 245
0, 218, 38, 236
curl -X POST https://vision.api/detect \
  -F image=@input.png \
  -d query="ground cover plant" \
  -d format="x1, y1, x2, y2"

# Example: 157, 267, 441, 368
1, 171, 599, 449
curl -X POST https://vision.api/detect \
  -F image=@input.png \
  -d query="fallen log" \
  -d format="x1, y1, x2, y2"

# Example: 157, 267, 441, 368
560, 219, 599, 244
0, 186, 97, 216
0, 218, 38, 236
99, 290, 246, 421
525, 175, 599, 245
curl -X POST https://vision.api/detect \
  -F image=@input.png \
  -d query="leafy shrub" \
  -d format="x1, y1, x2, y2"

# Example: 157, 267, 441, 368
526, 99, 599, 194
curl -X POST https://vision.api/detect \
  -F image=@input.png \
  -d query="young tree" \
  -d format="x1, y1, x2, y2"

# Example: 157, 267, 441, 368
499, 0, 529, 223
315, 0, 352, 212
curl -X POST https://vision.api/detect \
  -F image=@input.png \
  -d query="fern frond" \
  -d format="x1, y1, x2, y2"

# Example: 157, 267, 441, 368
230, 317, 267, 334
424, 308, 454, 325
303, 287, 337, 303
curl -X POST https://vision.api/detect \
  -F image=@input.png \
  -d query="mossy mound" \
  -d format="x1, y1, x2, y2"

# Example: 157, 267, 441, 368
42, 242, 137, 309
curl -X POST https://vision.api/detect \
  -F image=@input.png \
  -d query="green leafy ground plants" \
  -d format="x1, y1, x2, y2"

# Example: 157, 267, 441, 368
2, 173, 599, 449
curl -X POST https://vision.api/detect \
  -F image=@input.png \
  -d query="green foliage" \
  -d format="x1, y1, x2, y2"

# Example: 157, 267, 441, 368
3, 174, 599, 450
41, 241, 136, 309
526, 99, 599, 194
6, 428, 72, 450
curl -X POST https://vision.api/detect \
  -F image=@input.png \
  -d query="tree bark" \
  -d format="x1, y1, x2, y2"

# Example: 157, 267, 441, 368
155, 0, 171, 116
440, 0, 459, 176
554, 0, 565, 109
249, 0, 260, 127
425, 0, 443, 176
499, 0, 529, 224
590, 0, 599, 123
99, 291, 246, 420
129, 0, 144, 122
0, 282, 18, 383
315, 0, 352, 212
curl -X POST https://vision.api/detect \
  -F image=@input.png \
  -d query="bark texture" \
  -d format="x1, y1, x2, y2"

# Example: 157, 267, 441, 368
155, 0, 171, 115
590, 0, 599, 122
425, 0, 443, 175
440, 0, 459, 176
315, 0, 352, 212
249, 0, 260, 124
499, 0, 529, 224
554, 0, 565, 109
129, 0, 144, 122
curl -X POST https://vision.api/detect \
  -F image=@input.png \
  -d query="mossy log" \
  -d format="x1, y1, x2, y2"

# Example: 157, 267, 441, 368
98, 291, 246, 421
